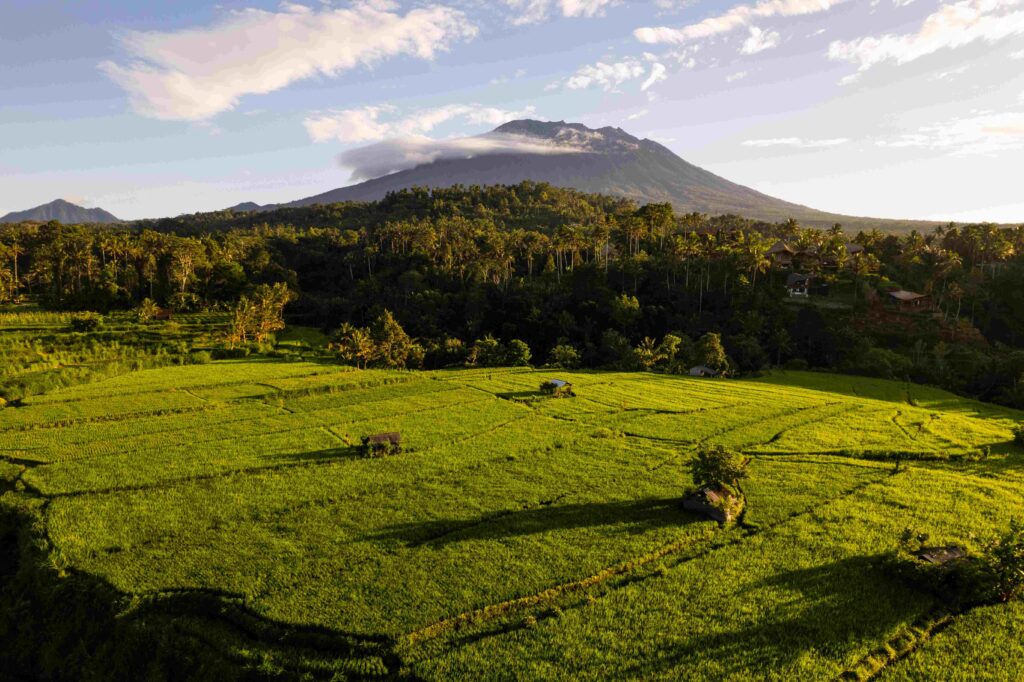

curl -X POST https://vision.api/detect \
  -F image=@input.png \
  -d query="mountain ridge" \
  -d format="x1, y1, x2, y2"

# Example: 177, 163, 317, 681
264, 120, 942, 231
1, 199, 121, 225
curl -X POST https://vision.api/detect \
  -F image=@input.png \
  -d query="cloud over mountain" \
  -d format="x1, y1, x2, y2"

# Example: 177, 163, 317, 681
337, 132, 582, 181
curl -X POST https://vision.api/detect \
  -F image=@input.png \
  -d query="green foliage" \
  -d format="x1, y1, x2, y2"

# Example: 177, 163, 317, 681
1, 349, 1023, 679
548, 343, 581, 369
1014, 423, 1024, 446
695, 332, 730, 375
467, 335, 505, 367
226, 282, 295, 346
505, 339, 532, 367
987, 519, 1024, 603
134, 298, 160, 323
688, 444, 749, 490
371, 310, 420, 369
69, 313, 103, 332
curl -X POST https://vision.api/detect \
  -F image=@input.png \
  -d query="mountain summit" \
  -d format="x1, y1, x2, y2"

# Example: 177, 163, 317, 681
280, 120, 843, 225
0, 199, 120, 225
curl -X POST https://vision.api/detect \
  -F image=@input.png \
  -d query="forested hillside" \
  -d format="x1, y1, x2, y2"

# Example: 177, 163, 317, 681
2, 182, 1024, 406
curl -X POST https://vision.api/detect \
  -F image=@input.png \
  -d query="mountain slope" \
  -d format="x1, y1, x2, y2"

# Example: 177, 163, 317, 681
282, 120, 897, 227
1, 199, 120, 225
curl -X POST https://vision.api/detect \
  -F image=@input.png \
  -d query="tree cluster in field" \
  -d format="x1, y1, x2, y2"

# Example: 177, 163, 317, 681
892, 521, 1024, 607
3, 182, 1024, 405
688, 445, 750, 493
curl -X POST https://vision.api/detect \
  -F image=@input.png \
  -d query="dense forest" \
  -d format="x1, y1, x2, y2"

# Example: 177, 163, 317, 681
3, 181, 1024, 406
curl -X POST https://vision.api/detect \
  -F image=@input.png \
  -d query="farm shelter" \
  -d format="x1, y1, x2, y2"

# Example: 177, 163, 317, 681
689, 366, 719, 378
887, 290, 929, 311
543, 379, 575, 397
683, 486, 739, 523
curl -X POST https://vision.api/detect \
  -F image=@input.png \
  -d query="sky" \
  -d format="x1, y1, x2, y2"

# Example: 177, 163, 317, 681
1, 0, 1023, 222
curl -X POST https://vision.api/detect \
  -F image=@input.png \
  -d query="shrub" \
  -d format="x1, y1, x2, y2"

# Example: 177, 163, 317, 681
783, 358, 809, 371
987, 518, 1024, 603
188, 351, 213, 365
135, 298, 160, 323
688, 445, 749, 491
69, 313, 103, 332
1014, 424, 1024, 447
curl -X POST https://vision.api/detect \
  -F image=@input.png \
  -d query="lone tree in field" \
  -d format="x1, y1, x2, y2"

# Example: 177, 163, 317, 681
694, 333, 730, 375
688, 445, 749, 491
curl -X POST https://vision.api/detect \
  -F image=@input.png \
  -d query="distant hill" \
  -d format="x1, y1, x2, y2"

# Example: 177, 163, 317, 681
227, 202, 262, 213
0, 199, 120, 225
278, 120, 944, 231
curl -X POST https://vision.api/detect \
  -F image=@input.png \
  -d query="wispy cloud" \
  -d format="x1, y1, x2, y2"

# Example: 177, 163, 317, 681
741, 26, 780, 54
743, 137, 850, 147
101, 2, 477, 121
828, 0, 1024, 72
305, 103, 536, 144
503, 0, 620, 25
338, 133, 580, 181
635, 0, 848, 45
548, 56, 666, 91
877, 110, 1024, 155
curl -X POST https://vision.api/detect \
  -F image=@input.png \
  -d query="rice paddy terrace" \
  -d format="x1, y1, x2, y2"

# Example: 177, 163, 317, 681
2, 360, 1023, 680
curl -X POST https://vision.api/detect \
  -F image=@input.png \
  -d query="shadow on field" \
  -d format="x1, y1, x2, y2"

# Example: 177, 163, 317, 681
0, 505, 399, 681
620, 554, 928, 678
268, 445, 364, 464
369, 496, 703, 548
495, 390, 543, 401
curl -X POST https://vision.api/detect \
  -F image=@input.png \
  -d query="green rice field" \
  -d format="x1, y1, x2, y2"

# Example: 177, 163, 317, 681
2, 359, 1022, 680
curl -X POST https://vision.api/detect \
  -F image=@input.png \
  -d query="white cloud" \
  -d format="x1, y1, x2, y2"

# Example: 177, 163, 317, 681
1012, 48, 1024, 58
304, 103, 536, 143
504, 0, 619, 25
641, 62, 668, 90
877, 110, 1024, 155
743, 137, 850, 147
741, 26, 780, 54
101, 2, 477, 121
635, 0, 848, 45
726, 70, 749, 82
828, 0, 1024, 72
338, 133, 581, 180
549, 55, 669, 92
549, 57, 650, 91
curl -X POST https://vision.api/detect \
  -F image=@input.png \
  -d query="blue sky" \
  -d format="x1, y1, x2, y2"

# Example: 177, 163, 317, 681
2, 0, 1024, 221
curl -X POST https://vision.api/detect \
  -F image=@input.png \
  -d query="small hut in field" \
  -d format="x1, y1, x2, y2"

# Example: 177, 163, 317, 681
540, 379, 574, 397
361, 432, 402, 456
689, 366, 719, 378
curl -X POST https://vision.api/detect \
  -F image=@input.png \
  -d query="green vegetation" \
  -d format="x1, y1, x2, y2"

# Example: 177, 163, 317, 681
4, 183, 1024, 408
2, 182, 1024, 677
2, 349, 1022, 679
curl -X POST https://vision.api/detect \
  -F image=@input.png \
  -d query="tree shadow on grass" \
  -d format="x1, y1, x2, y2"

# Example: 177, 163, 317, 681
0, 505, 396, 681
367, 497, 706, 548
617, 554, 932, 679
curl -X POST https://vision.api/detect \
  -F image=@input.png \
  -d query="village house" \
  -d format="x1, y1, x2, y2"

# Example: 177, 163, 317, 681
887, 289, 929, 311
689, 365, 719, 378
